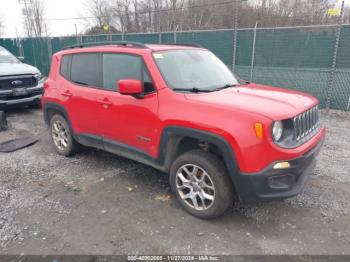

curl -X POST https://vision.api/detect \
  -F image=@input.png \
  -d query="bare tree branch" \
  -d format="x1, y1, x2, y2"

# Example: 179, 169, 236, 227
22, 0, 46, 37
82, 0, 348, 34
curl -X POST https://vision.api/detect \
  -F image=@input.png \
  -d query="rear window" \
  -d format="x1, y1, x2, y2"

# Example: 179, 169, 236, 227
70, 53, 100, 87
60, 55, 70, 79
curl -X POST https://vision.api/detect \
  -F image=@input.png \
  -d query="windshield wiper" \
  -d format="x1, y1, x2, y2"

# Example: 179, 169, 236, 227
173, 84, 238, 93
172, 87, 213, 93
212, 83, 238, 91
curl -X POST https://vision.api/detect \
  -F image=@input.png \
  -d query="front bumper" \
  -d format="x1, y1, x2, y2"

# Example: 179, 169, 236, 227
235, 136, 324, 203
0, 79, 44, 108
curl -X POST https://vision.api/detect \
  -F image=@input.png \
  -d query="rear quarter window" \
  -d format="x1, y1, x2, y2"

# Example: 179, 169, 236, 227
60, 55, 70, 79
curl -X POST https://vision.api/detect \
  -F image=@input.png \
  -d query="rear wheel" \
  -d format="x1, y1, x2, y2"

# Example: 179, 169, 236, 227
170, 149, 235, 219
50, 114, 80, 156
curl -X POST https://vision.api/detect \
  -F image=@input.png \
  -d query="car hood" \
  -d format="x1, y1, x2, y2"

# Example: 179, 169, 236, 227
184, 83, 318, 120
0, 62, 40, 76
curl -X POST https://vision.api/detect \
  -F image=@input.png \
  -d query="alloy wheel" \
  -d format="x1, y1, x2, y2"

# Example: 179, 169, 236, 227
51, 120, 69, 151
175, 164, 215, 211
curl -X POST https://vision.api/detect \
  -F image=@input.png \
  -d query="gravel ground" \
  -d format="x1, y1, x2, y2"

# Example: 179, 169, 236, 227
0, 108, 349, 255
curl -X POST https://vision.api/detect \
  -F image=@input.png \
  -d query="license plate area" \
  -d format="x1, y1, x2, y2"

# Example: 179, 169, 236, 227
13, 88, 28, 96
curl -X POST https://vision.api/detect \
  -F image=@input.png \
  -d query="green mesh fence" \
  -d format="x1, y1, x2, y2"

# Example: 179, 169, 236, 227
332, 26, 350, 110
124, 33, 160, 43
174, 30, 234, 67
236, 26, 339, 109
0, 25, 349, 110
0, 38, 19, 56
21, 37, 51, 76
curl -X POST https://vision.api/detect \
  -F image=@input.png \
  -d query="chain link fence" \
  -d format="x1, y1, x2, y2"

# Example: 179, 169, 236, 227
0, 24, 349, 110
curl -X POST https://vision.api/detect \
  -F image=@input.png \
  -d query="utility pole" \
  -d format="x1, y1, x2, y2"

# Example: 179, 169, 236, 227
232, 1, 239, 72
232, 0, 247, 72
326, 0, 345, 111
250, 21, 258, 82
45, 23, 52, 62
75, 24, 79, 43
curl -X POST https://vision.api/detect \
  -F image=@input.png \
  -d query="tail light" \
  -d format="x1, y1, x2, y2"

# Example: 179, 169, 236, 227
43, 81, 50, 95
43, 81, 49, 90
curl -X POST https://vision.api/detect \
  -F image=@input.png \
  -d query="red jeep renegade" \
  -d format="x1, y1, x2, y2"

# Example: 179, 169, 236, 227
42, 42, 325, 219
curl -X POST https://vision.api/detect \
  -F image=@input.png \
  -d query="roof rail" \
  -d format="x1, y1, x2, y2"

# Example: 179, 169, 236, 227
160, 43, 203, 48
62, 41, 148, 50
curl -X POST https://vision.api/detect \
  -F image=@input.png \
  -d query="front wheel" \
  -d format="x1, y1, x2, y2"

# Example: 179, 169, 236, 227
170, 150, 235, 219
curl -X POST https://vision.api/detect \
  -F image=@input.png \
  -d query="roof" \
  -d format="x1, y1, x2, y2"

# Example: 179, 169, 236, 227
57, 41, 204, 56
146, 44, 204, 51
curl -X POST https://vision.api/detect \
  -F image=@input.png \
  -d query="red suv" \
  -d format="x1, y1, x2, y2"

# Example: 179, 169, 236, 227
42, 41, 325, 219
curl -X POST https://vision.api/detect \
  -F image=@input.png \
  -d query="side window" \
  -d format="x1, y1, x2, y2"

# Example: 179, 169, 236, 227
71, 53, 100, 87
60, 55, 70, 80
102, 54, 155, 93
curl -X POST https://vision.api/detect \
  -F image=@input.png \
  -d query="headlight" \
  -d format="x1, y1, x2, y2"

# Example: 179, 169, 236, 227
272, 121, 283, 141
34, 72, 42, 80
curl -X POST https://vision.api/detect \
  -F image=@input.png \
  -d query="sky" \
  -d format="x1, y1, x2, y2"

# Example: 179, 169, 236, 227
0, 0, 349, 38
1, 0, 88, 38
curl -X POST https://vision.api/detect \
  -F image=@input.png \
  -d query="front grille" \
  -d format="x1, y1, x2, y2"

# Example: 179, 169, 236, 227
292, 105, 320, 141
0, 75, 38, 91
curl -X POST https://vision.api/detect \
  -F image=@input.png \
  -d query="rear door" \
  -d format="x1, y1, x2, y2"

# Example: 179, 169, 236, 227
60, 53, 104, 139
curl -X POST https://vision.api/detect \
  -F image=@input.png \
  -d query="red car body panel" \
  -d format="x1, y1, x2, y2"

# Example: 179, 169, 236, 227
43, 44, 325, 176
97, 89, 159, 156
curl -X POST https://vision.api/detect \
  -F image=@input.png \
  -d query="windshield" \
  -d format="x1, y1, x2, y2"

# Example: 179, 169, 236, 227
153, 49, 239, 91
0, 47, 19, 63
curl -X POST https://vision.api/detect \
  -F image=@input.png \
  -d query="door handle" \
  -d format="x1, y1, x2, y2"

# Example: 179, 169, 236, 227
61, 90, 72, 97
98, 98, 112, 107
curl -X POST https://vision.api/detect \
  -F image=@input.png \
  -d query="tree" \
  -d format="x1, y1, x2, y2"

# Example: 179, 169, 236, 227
343, 6, 350, 24
86, 0, 114, 29
113, 0, 133, 33
83, 0, 349, 35
85, 25, 120, 35
22, 0, 46, 37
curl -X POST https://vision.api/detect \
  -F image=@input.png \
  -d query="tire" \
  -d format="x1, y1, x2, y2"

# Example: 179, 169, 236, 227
170, 149, 235, 219
49, 114, 80, 156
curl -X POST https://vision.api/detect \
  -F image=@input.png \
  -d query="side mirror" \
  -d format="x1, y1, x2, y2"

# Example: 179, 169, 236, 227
118, 79, 143, 97
17, 56, 25, 62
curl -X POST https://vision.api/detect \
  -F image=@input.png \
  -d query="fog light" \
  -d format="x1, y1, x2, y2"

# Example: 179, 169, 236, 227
273, 162, 290, 169
268, 175, 294, 189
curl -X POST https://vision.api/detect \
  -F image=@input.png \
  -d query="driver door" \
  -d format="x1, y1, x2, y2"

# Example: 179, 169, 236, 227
98, 53, 160, 157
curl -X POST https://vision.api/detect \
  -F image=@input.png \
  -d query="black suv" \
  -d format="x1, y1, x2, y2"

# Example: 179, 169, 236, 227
0, 46, 45, 109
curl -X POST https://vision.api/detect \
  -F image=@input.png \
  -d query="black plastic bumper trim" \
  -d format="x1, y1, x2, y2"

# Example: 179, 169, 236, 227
236, 137, 324, 203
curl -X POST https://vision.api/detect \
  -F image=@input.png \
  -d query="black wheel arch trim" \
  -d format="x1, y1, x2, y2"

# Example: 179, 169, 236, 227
44, 102, 71, 126
157, 126, 241, 196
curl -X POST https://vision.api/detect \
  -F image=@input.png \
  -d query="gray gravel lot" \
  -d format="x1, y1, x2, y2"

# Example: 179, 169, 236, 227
0, 109, 349, 255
